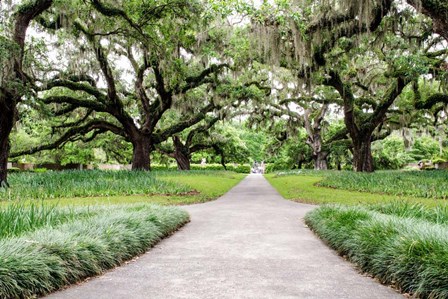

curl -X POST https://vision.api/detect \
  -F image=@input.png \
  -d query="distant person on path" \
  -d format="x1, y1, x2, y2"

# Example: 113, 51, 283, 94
252, 161, 259, 173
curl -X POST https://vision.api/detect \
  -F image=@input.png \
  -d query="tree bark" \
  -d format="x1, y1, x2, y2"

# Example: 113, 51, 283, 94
0, 127, 12, 187
0, 91, 16, 186
131, 136, 152, 170
172, 136, 191, 170
353, 136, 374, 172
174, 151, 191, 170
314, 152, 329, 170
0, 0, 54, 185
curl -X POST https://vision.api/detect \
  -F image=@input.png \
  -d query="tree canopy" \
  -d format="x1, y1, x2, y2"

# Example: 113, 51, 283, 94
0, 0, 447, 182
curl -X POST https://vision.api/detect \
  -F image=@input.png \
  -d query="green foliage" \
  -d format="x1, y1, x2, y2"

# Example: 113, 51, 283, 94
319, 170, 448, 199
372, 136, 413, 169
1, 170, 245, 206
2, 170, 191, 201
0, 204, 189, 298
265, 171, 445, 206
0, 203, 91, 238
305, 204, 448, 298
151, 163, 250, 173
409, 137, 441, 161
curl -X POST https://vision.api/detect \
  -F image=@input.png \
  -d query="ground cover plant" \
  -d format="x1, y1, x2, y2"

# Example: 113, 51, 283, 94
45, 170, 245, 206
319, 170, 448, 199
1, 170, 245, 205
2, 170, 189, 201
0, 202, 92, 238
264, 171, 445, 206
0, 203, 189, 298
305, 203, 448, 299
151, 164, 251, 173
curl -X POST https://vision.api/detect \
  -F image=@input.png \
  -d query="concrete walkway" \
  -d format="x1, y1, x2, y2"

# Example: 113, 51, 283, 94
46, 175, 402, 299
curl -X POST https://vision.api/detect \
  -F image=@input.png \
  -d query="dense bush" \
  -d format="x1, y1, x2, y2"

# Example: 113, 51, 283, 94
305, 203, 448, 299
0, 204, 189, 298
319, 170, 448, 199
372, 136, 413, 170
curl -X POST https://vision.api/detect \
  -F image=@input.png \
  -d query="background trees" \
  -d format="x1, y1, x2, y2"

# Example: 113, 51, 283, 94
1, 0, 447, 178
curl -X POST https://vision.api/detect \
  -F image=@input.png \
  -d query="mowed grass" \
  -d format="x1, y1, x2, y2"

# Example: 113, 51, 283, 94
1, 170, 246, 206
264, 172, 446, 207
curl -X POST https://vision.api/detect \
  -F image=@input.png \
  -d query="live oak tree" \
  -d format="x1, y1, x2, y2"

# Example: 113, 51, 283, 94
0, 0, 54, 186
157, 115, 222, 170
319, 28, 440, 171
246, 65, 348, 170
246, 0, 447, 172
15, 0, 237, 170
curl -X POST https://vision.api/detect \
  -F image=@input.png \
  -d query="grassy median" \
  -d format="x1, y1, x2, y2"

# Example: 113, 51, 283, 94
0, 170, 245, 297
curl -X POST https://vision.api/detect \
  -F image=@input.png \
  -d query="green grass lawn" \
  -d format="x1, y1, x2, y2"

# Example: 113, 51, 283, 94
265, 173, 447, 207
1, 170, 246, 206
319, 170, 448, 199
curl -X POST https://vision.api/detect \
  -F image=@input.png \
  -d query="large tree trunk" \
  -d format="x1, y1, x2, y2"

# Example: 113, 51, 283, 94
174, 151, 191, 170
0, 92, 17, 186
131, 136, 152, 170
0, 128, 12, 187
308, 134, 328, 170
353, 137, 374, 172
173, 136, 191, 170
0, 0, 54, 185
314, 152, 328, 170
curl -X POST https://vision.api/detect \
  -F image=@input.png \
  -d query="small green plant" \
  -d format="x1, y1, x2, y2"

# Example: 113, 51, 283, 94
33, 168, 48, 173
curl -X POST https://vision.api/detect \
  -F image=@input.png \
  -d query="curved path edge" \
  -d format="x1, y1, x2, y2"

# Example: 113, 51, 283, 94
46, 174, 402, 299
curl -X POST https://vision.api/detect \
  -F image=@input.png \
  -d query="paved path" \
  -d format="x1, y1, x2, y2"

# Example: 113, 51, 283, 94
46, 175, 402, 299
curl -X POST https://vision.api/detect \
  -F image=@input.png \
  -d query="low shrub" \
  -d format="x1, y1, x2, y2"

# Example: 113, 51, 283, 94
305, 204, 448, 298
0, 204, 189, 298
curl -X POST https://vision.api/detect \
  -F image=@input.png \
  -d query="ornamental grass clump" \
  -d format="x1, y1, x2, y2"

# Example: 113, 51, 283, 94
305, 204, 448, 299
319, 170, 448, 199
0, 204, 189, 298
3, 170, 191, 201
0, 203, 92, 238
